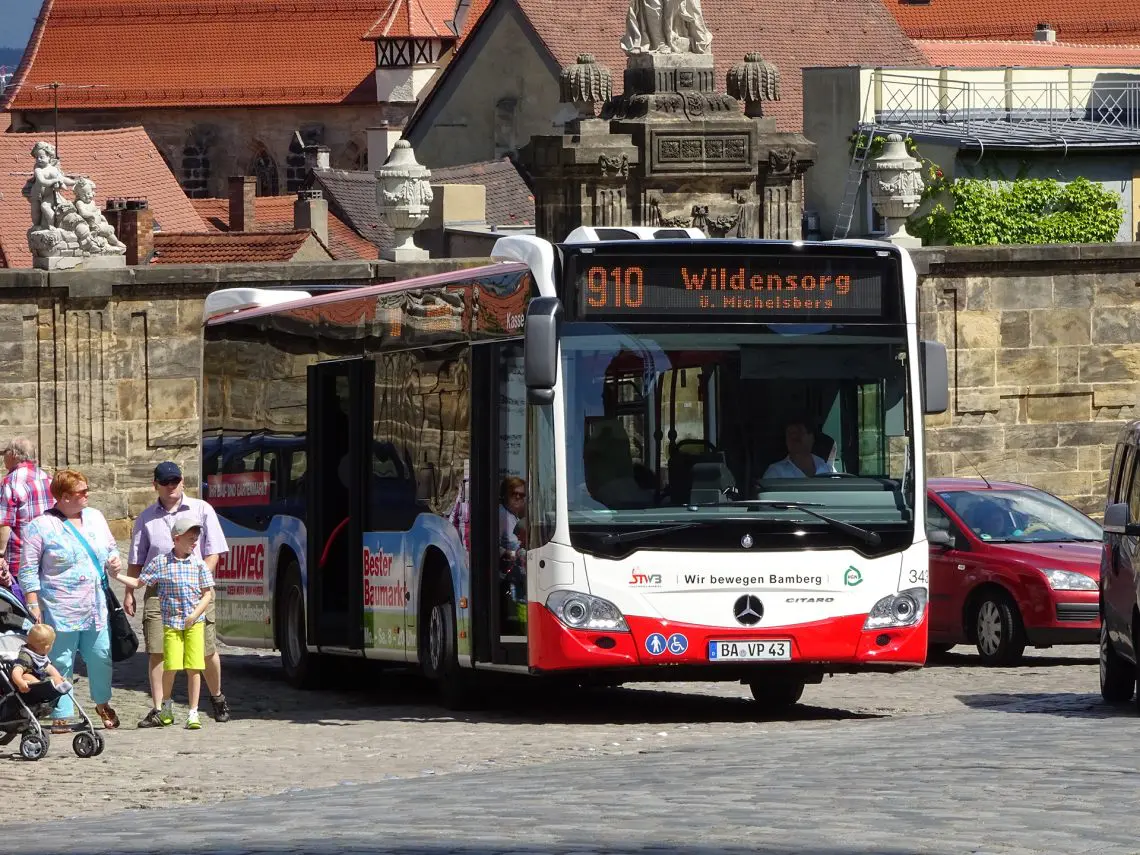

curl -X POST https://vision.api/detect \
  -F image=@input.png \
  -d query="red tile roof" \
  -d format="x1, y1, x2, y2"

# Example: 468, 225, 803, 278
917, 38, 1140, 66
0, 127, 206, 268
190, 196, 378, 261
2, 0, 419, 110
424, 0, 926, 131
151, 231, 321, 264
887, 1, 1140, 44
363, 0, 458, 38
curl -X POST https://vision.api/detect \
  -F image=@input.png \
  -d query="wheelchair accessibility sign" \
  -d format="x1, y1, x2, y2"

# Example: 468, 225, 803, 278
646, 632, 689, 656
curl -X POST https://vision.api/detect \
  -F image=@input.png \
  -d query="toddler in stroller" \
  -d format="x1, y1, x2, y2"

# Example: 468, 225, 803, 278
0, 589, 105, 760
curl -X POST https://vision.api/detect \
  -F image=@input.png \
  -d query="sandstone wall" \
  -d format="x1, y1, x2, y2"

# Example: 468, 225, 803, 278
0, 259, 486, 539
916, 244, 1140, 515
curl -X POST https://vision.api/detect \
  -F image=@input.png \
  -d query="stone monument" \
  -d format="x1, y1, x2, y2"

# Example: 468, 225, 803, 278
22, 141, 127, 270
521, 9, 815, 241
376, 140, 434, 262
867, 133, 924, 248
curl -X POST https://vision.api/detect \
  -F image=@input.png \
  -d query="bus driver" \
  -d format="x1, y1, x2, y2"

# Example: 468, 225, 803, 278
763, 420, 837, 479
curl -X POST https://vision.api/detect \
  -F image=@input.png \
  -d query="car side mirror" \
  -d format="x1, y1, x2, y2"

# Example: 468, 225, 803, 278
928, 528, 954, 550
1103, 502, 1140, 536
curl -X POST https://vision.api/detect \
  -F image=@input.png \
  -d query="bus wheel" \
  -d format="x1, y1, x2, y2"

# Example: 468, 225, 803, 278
749, 677, 805, 709
278, 562, 320, 690
423, 580, 470, 710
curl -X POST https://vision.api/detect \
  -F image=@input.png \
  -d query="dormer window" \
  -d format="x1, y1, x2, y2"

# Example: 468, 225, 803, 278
377, 38, 450, 67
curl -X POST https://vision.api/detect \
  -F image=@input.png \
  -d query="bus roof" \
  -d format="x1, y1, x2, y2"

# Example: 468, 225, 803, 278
202, 261, 527, 326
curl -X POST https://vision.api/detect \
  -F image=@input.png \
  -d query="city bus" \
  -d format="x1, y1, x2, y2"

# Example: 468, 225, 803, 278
200, 227, 948, 708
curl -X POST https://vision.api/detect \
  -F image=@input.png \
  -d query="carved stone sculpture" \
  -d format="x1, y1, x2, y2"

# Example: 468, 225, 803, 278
376, 140, 433, 262
560, 54, 613, 120
727, 53, 780, 118
22, 140, 126, 269
867, 134, 924, 248
621, 0, 712, 56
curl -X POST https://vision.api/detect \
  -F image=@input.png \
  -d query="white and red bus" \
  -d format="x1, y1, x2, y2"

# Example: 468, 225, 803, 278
200, 227, 948, 708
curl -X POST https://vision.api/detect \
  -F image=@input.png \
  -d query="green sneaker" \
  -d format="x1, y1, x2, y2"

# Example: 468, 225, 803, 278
158, 705, 174, 727
185, 710, 201, 730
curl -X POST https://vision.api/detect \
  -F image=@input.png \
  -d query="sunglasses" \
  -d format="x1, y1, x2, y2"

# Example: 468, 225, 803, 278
158, 478, 182, 487
68, 488, 89, 498
510, 491, 526, 499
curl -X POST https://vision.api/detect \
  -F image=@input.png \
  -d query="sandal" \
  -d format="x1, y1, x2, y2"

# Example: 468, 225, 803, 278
95, 703, 120, 729
51, 719, 71, 734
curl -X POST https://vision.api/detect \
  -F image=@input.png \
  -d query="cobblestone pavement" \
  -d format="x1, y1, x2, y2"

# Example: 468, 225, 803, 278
8, 644, 1136, 855
2, 614, 1113, 841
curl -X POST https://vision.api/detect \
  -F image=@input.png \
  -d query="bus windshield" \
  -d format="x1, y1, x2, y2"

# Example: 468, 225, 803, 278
561, 323, 914, 539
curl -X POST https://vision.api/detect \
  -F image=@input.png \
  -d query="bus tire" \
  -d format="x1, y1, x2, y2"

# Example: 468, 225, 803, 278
278, 562, 321, 690
422, 575, 471, 710
749, 676, 805, 709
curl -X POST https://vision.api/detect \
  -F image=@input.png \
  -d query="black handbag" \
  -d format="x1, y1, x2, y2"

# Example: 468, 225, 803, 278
63, 517, 139, 662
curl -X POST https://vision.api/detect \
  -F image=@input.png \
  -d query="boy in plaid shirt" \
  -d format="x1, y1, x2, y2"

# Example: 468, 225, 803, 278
110, 517, 214, 730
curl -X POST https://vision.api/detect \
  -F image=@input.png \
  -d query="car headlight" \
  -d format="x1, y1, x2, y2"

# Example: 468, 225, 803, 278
1041, 568, 1097, 591
546, 590, 629, 632
863, 587, 928, 630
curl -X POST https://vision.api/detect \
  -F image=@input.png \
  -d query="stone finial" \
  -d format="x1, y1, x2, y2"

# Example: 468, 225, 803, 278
868, 134, 924, 248
376, 140, 433, 262
727, 53, 780, 118
559, 54, 613, 119
23, 140, 127, 269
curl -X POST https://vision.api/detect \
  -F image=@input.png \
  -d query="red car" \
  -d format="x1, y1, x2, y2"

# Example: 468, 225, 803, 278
926, 478, 1102, 665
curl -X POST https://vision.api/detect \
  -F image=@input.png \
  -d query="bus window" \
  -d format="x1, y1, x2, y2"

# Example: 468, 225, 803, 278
498, 343, 527, 636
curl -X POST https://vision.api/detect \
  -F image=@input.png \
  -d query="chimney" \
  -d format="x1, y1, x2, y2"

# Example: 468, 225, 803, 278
1034, 22, 1056, 42
103, 198, 155, 265
228, 175, 257, 231
294, 189, 329, 247
366, 126, 402, 172
304, 144, 331, 172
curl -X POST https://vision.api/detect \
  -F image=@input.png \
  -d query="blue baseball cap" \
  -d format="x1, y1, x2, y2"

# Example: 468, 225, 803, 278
153, 461, 182, 482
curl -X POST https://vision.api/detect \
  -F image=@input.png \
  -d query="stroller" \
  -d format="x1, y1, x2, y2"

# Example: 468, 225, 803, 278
0, 588, 105, 760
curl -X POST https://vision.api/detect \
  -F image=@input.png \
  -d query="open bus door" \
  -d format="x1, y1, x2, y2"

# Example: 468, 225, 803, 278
306, 359, 370, 651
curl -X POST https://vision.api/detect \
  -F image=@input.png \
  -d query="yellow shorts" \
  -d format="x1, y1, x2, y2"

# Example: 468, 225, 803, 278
162, 622, 206, 672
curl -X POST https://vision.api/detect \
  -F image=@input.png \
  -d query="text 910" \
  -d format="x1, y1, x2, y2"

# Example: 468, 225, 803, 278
586, 265, 645, 309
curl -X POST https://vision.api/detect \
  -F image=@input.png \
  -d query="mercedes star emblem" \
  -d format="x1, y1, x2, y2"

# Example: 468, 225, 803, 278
733, 594, 764, 626
741, 533, 754, 549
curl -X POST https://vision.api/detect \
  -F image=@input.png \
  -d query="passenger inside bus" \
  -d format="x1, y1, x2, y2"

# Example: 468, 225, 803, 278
499, 476, 527, 632
762, 420, 839, 479
582, 419, 655, 508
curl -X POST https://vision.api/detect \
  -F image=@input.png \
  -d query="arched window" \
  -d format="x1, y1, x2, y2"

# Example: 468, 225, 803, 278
251, 146, 279, 196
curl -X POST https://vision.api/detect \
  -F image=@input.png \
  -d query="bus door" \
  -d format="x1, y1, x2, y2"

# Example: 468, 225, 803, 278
306, 359, 370, 651
470, 341, 529, 666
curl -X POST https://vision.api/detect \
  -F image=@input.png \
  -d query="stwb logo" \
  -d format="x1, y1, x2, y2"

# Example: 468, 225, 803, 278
629, 570, 663, 587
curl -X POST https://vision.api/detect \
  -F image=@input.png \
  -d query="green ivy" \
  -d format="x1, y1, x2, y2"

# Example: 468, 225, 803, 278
910, 176, 1123, 246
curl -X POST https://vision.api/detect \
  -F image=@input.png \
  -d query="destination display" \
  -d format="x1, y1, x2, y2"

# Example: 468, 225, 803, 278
571, 253, 891, 320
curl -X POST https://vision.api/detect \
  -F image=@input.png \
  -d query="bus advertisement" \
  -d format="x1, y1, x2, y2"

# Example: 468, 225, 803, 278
200, 227, 948, 708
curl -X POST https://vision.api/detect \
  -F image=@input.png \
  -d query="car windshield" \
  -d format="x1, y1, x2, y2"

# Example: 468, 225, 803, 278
938, 488, 1102, 544
559, 322, 915, 538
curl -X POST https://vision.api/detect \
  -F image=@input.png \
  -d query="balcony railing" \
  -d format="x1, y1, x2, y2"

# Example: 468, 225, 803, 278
867, 72, 1140, 132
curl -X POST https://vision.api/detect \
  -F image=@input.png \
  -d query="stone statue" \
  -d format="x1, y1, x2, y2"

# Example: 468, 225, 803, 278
22, 140, 126, 268
375, 140, 433, 262
74, 177, 127, 254
621, 0, 712, 55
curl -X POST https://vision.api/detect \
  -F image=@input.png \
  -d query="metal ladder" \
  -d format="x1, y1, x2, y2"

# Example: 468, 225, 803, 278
831, 124, 878, 240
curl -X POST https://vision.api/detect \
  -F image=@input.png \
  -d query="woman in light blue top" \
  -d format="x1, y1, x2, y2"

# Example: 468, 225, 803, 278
19, 468, 122, 731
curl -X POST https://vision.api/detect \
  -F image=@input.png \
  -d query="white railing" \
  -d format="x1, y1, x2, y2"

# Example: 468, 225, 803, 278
865, 72, 1140, 132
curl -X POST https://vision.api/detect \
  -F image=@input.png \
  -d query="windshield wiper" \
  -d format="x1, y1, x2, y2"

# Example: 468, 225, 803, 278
598, 517, 771, 546
687, 500, 882, 546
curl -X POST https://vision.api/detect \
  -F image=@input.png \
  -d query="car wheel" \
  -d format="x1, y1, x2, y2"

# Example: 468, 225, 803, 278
974, 594, 1026, 666
1100, 622, 1134, 704
749, 677, 805, 709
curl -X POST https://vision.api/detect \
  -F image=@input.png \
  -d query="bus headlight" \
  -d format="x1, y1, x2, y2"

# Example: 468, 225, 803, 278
546, 591, 629, 632
863, 587, 927, 630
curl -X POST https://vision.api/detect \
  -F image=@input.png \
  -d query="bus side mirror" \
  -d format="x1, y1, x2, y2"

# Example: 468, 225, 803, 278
524, 297, 562, 404
920, 340, 948, 415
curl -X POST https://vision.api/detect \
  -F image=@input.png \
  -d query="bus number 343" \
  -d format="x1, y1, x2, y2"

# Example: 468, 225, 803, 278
588, 265, 644, 309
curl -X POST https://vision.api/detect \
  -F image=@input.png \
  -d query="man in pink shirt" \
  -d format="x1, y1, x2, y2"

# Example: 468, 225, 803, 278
0, 437, 54, 604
